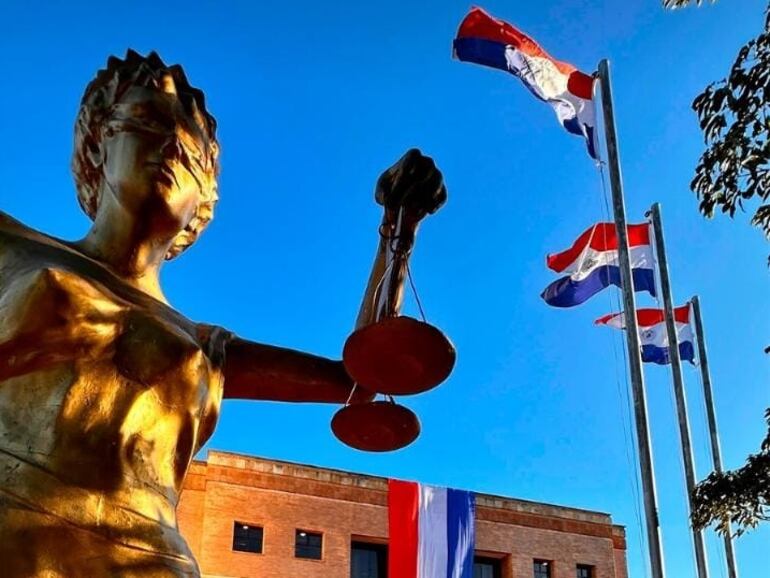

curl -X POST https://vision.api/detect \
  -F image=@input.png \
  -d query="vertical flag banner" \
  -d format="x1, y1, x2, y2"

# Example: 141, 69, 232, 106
388, 479, 475, 578
453, 6, 598, 159
541, 222, 656, 308
596, 305, 696, 365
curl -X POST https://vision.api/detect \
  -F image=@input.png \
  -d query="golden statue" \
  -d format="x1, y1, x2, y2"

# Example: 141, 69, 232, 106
0, 51, 448, 576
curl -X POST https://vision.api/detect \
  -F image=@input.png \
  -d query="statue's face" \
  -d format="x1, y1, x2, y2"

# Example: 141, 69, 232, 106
99, 85, 212, 237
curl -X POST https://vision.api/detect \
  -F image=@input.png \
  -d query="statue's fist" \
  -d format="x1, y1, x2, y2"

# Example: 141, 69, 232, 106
375, 149, 447, 221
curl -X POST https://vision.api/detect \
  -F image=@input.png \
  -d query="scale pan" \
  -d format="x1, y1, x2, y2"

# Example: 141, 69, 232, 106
343, 316, 455, 395
331, 401, 420, 452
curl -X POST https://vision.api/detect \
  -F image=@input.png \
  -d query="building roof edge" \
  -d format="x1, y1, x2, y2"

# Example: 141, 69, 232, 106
202, 449, 614, 525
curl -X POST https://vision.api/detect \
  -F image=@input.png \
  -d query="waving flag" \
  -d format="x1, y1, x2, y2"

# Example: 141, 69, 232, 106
453, 7, 598, 159
542, 222, 656, 308
389, 479, 475, 578
596, 305, 696, 365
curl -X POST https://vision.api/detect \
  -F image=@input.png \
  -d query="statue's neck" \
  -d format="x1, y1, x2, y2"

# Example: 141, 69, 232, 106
75, 201, 171, 303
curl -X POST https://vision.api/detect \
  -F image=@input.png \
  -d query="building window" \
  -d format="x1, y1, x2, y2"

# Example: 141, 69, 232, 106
474, 556, 502, 578
232, 522, 263, 554
351, 542, 387, 578
295, 529, 323, 560
534, 560, 551, 578
577, 564, 593, 578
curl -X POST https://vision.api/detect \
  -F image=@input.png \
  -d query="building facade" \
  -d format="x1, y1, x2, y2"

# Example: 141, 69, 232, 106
177, 451, 628, 578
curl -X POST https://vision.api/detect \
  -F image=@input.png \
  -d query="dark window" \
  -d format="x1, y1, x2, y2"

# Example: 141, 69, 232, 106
295, 529, 323, 560
534, 560, 551, 578
232, 522, 263, 554
474, 556, 502, 578
351, 542, 387, 578
577, 565, 593, 578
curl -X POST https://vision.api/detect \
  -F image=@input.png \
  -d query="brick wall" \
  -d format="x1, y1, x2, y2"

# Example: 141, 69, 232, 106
177, 451, 627, 578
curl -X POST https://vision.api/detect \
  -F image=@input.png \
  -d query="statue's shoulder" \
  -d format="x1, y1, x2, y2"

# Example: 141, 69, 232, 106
0, 212, 102, 308
0, 211, 66, 247
0, 210, 25, 235
0, 211, 51, 244
0, 212, 74, 281
0, 211, 30, 263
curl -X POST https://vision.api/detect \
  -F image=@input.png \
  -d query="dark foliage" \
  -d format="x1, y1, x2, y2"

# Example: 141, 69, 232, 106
663, 0, 770, 537
689, 7, 770, 243
691, 410, 770, 535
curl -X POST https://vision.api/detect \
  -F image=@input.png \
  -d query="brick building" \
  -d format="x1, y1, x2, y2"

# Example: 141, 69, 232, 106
177, 451, 628, 578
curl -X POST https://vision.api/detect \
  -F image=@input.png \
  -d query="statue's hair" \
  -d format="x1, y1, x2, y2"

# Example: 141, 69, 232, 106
72, 50, 220, 259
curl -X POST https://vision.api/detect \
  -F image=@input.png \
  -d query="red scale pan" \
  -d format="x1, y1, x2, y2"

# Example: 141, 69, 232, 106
342, 316, 455, 396
331, 400, 420, 452
332, 317, 454, 452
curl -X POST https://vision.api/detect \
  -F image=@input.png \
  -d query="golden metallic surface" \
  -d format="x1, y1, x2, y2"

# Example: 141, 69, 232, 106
0, 221, 225, 577
0, 51, 447, 577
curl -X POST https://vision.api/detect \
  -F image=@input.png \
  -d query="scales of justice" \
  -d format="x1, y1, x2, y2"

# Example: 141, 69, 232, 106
0, 51, 455, 576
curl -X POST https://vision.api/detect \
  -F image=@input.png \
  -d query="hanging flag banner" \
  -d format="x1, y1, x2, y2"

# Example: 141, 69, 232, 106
541, 222, 656, 308
453, 6, 598, 159
596, 305, 696, 365
388, 479, 475, 578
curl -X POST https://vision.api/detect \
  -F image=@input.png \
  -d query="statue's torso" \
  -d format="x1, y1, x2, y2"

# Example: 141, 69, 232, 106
0, 212, 226, 577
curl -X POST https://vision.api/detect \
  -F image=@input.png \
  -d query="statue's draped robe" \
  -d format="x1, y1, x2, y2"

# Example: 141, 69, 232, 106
0, 212, 228, 577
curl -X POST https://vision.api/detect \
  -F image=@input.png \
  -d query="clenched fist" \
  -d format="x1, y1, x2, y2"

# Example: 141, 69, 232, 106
375, 149, 447, 226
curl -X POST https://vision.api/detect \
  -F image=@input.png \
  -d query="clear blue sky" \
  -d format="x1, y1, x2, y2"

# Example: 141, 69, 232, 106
1, 1, 767, 577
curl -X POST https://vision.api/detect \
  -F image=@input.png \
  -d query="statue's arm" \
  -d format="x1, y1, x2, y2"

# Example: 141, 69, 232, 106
356, 149, 447, 327
222, 339, 369, 403
354, 226, 393, 329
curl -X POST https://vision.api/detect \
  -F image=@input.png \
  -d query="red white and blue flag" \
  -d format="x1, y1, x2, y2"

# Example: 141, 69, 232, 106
388, 479, 475, 578
541, 222, 657, 308
453, 7, 598, 159
596, 305, 696, 365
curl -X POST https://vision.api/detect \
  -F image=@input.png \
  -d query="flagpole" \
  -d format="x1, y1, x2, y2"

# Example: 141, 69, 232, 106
597, 59, 666, 578
690, 295, 739, 578
648, 203, 709, 578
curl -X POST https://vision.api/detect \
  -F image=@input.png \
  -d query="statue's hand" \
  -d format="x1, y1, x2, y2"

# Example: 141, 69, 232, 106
375, 149, 447, 226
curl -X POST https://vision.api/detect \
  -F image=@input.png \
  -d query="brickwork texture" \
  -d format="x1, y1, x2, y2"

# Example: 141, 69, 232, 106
177, 451, 627, 578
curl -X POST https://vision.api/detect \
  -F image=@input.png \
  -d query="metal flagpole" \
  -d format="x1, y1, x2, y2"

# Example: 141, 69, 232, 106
690, 295, 739, 578
597, 59, 666, 578
648, 203, 709, 578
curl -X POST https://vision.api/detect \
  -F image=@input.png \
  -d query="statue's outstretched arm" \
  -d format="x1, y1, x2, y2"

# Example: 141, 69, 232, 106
356, 149, 447, 328
222, 338, 367, 403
